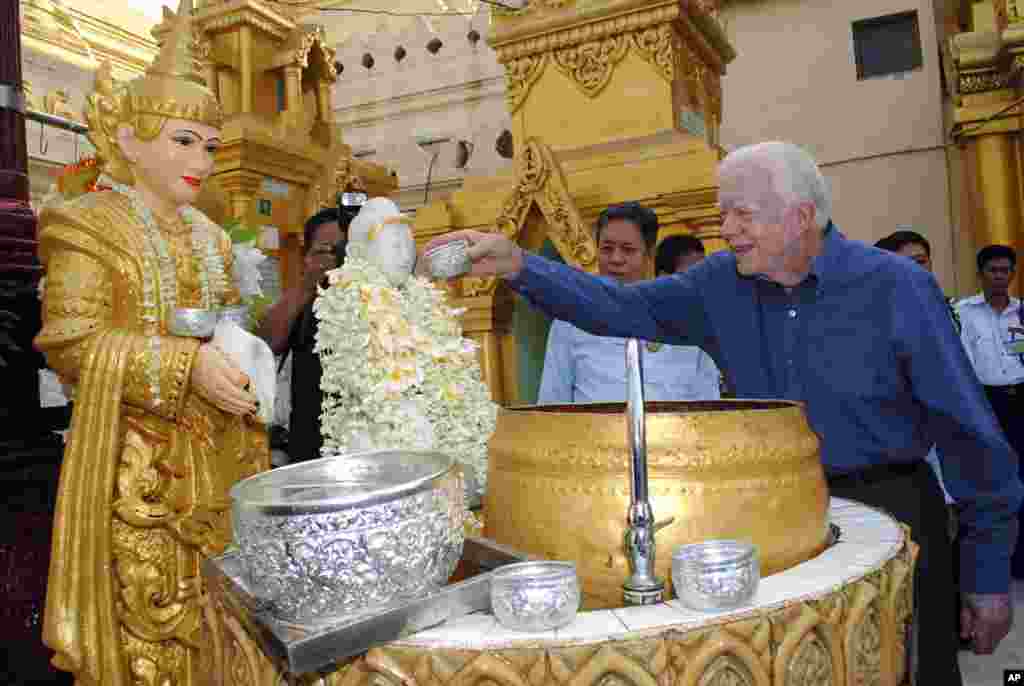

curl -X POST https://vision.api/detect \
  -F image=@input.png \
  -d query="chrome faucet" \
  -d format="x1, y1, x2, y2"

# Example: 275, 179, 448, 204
622, 339, 674, 605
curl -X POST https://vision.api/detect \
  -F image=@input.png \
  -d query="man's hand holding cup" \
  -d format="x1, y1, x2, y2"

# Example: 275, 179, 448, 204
421, 230, 525, 280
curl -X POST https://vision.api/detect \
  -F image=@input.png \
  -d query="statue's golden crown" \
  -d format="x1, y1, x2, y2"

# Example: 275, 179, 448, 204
127, 0, 222, 127
86, 0, 221, 131
82, 0, 222, 184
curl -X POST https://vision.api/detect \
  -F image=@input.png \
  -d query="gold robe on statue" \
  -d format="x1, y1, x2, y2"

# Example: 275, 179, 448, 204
36, 189, 270, 686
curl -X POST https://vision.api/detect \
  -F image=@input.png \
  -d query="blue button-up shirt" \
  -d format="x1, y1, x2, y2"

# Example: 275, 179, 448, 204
508, 224, 1022, 594
538, 319, 721, 404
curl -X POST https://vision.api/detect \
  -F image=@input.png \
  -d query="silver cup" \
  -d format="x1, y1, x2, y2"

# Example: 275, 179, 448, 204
423, 240, 471, 280
490, 561, 580, 632
672, 540, 759, 612
218, 304, 251, 330
169, 307, 218, 339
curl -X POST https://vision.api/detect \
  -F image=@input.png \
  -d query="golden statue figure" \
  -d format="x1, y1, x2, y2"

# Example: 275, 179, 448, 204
35, 1, 270, 683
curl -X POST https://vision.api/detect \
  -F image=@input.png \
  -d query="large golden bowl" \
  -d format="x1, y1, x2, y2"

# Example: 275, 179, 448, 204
483, 400, 830, 608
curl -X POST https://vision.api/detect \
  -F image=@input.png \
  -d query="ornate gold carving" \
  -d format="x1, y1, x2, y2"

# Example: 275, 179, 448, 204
493, 4, 681, 61
844, 581, 882, 686
461, 138, 595, 298
552, 35, 630, 97
504, 54, 548, 114
273, 26, 338, 80
958, 68, 1019, 94
499, 18, 720, 114
193, 8, 290, 42
787, 633, 832, 685
632, 24, 678, 83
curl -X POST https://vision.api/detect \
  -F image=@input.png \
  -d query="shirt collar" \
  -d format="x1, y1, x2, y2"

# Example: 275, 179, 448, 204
807, 221, 840, 291
961, 293, 1021, 310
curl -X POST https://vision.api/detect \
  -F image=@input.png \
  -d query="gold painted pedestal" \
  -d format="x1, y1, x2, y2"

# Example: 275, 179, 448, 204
204, 499, 915, 686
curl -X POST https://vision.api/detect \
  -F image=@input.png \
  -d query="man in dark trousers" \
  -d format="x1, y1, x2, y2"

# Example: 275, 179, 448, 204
426, 141, 1021, 685
259, 206, 353, 463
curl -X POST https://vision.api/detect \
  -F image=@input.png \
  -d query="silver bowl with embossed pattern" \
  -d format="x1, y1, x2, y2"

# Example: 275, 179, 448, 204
230, 450, 465, 626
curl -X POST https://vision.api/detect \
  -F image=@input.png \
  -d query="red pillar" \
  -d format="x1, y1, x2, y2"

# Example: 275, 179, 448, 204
0, 2, 70, 683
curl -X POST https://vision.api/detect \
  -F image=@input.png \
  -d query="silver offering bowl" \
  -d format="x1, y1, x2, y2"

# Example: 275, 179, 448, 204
672, 540, 759, 612
490, 561, 580, 632
169, 307, 217, 339
218, 304, 251, 330
230, 450, 465, 626
423, 239, 471, 280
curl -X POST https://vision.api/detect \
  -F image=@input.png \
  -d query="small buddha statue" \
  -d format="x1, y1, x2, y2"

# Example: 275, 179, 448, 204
316, 198, 496, 501
34, 2, 269, 684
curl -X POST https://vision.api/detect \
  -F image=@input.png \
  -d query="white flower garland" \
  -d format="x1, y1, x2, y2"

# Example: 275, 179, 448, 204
315, 257, 497, 496
100, 174, 227, 404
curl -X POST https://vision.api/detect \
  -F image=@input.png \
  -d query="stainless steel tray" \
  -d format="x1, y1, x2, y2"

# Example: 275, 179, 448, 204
202, 536, 534, 677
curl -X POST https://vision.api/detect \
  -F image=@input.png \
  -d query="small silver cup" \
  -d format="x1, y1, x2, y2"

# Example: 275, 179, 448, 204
423, 240, 471, 280
218, 304, 251, 330
672, 540, 759, 612
490, 561, 580, 632
169, 307, 217, 339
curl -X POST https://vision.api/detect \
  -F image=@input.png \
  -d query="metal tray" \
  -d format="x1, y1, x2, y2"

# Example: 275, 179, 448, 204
202, 536, 534, 677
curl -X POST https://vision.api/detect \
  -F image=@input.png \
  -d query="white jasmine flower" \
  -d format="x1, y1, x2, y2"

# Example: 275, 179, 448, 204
314, 257, 497, 497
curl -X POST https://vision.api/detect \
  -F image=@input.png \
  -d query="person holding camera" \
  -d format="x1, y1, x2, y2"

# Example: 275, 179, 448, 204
258, 206, 352, 463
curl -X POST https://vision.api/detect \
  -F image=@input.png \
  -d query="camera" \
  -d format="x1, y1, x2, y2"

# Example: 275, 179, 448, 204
333, 189, 368, 269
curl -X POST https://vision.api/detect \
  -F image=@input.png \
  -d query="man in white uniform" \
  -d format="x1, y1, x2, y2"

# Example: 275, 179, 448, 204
538, 202, 721, 403
957, 244, 1024, 579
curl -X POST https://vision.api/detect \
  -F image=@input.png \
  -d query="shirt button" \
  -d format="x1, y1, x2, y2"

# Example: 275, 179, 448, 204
788, 309, 797, 318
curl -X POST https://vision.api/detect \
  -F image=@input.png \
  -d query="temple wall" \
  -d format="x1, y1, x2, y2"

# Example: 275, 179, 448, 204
330, 6, 513, 213
719, 0, 962, 294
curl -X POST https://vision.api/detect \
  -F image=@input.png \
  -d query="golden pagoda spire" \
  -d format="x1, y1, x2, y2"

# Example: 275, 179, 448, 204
146, 0, 206, 86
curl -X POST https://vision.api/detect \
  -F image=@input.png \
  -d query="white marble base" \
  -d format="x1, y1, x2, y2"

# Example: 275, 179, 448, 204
397, 497, 903, 649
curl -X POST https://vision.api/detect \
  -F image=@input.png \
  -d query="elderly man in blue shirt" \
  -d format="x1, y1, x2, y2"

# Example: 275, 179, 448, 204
539, 202, 720, 404
425, 141, 1021, 684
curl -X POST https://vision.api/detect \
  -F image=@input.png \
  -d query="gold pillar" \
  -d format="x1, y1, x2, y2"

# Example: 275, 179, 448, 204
949, 20, 1024, 294
285, 66, 301, 111
239, 24, 253, 113
972, 133, 1023, 248
316, 80, 331, 123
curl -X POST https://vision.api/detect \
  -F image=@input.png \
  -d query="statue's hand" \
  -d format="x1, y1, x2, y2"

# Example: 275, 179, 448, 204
422, 230, 525, 279
191, 343, 259, 417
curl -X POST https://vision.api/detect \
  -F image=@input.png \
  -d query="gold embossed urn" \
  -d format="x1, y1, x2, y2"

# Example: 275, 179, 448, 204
484, 400, 830, 608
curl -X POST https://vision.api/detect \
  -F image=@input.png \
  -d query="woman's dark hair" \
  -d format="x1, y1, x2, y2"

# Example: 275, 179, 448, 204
655, 235, 705, 276
977, 244, 1017, 272
595, 202, 659, 251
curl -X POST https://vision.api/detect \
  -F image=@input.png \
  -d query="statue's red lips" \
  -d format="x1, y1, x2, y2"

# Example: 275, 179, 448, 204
182, 176, 201, 188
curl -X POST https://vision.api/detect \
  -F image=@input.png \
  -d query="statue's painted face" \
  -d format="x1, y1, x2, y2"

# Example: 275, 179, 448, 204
119, 118, 222, 209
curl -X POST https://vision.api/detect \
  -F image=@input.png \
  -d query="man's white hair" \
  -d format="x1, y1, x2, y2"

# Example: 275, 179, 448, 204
723, 141, 832, 230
